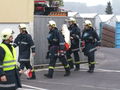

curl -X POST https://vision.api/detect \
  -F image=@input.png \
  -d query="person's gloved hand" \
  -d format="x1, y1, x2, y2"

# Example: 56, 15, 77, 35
59, 50, 65, 57
81, 41, 85, 47
46, 51, 50, 59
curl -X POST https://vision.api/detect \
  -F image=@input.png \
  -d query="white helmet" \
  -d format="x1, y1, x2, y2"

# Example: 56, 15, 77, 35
48, 20, 56, 27
84, 20, 92, 27
1, 28, 14, 40
19, 24, 27, 31
68, 17, 76, 23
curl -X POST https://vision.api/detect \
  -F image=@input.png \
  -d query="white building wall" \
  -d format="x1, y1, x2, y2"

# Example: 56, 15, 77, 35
106, 16, 117, 27
98, 15, 116, 28
94, 15, 102, 36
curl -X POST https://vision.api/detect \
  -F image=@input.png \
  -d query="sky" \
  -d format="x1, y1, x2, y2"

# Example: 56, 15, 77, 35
63, 0, 112, 6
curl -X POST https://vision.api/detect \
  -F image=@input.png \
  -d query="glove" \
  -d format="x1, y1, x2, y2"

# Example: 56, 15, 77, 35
81, 41, 85, 47
95, 41, 101, 46
12, 43, 17, 48
46, 51, 50, 59
59, 50, 65, 57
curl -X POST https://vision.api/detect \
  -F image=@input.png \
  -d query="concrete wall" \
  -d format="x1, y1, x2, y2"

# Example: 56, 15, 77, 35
34, 16, 83, 65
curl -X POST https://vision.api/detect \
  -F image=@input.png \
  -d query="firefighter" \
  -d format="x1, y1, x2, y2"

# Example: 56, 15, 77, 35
81, 20, 100, 73
14, 24, 36, 79
44, 20, 70, 78
0, 28, 22, 90
66, 17, 81, 71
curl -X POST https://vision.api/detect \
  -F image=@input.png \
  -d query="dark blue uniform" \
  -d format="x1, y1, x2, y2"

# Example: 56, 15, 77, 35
0, 42, 21, 90
66, 24, 81, 70
82, 27, 100, 73
45, 27, 70, 78
14, 33, 35, 70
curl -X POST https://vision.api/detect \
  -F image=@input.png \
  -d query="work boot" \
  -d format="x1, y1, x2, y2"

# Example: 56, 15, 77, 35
44, 74, 53, 79
87, 70, 94, 73
64, 71, 71, 76
87, 67, 94, 73
64, 67, 71, 76
27, 70, 36, 80
74, 64, 80, 71
44, 69, 53, 79
32, 70, 36, 79
68, 61, 74, 69
74, 68, 80, 71
27, 77, 36, 80
88, 64, 95, 73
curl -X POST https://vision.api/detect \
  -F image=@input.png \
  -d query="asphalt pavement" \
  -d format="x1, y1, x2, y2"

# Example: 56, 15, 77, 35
19, 48, 120, 90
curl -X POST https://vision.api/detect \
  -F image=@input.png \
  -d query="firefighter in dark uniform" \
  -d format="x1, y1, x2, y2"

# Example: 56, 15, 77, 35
44, 20, 70, 78
0, 28, 21, 90
66, 18, 81, 71
14, 24, 36, 79
81, 20, 100, 73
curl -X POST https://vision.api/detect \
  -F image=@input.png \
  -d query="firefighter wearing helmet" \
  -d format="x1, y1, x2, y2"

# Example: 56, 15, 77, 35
81, 20, 101, 73
44, 20, 70, 78
19, 24, 28, 33
14, 24, 36, 79
0, 28, 22, 90
84, 20, 93, 28
48, 20, 57, 27
68, 17, 77, 24
66, 17, 81, 71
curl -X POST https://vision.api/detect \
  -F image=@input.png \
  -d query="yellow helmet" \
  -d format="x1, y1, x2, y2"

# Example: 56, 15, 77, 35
19, 24, 27, 31
1, 28, 14, 40
68, 17, 76, 23
48, 20, 56, 27
84, 20, 92, 27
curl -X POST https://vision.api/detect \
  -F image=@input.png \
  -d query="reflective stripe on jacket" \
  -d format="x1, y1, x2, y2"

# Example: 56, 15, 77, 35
0, 44, 16, 71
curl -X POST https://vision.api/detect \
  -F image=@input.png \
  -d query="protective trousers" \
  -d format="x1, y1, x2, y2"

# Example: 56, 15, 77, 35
47, 46, 70, 77
48, 56, 70, 77
83, 43, 96, 72
66, 49, 80, 69
19, 61, 32, 70
88, 52, 95, 71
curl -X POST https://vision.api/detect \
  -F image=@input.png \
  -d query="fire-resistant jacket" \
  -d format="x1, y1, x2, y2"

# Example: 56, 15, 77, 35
14, 33, 35, 61
47, 27, 65, 51
81, 27, 100, 55
68, 24, 81, 50
81, 27, 100, 45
